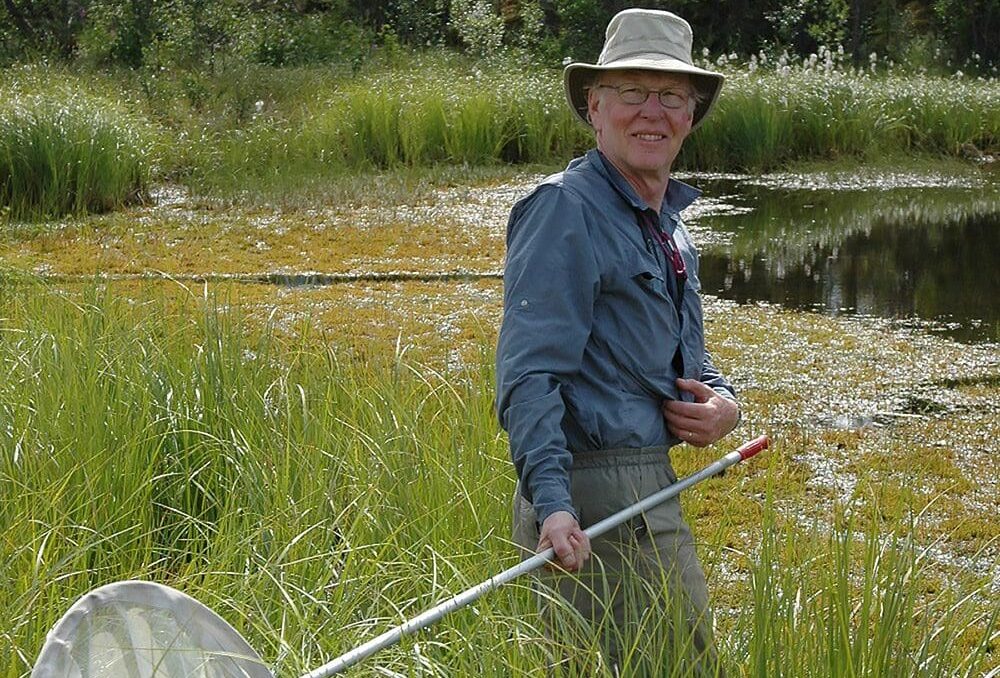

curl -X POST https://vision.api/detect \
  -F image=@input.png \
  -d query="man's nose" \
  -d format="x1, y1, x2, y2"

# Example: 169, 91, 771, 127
638, 91, 666, 116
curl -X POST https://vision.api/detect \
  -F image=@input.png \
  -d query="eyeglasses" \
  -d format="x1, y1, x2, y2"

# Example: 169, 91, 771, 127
594, 84, 690, 109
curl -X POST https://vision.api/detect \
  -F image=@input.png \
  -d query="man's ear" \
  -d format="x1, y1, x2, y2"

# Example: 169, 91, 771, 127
586, 89, 601, 130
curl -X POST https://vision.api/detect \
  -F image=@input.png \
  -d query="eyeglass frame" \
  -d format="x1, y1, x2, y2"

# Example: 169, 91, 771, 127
591, 83, 694, 110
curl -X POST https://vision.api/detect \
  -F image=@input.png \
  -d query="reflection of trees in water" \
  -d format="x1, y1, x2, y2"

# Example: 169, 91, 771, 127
696, 184, 1000, 342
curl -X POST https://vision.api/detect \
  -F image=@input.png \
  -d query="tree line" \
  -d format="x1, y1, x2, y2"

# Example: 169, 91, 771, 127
1, 0, 995, 72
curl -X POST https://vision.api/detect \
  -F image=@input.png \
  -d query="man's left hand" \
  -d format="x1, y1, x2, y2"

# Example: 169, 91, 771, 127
662, 378, 740, 447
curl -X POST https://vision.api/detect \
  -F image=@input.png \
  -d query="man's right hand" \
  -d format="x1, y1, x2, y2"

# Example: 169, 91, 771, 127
538, 510, 591, 572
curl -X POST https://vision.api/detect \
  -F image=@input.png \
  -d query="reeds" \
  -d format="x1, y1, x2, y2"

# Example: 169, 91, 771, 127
292, 62, 588, 169
2, 55, 996, 208
2, 281, 996, 676
180, 52, 997, 196
0, 66, 154, 221
684, 68, 998, 169
735, 497, 999, 677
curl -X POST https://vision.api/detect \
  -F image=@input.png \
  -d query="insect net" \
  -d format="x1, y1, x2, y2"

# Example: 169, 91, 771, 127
32, 581, 274, 678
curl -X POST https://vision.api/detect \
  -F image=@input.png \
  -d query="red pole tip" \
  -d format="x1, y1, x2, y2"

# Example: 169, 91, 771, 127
737, 435, 770, 461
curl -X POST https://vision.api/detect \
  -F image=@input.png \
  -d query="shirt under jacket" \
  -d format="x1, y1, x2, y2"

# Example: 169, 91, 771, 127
495, 149, 737, 524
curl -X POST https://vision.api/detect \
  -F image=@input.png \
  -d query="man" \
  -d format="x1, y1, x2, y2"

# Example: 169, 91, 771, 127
495, 8, 740, 673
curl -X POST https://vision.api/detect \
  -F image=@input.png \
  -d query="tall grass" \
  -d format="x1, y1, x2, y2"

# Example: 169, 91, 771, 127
174, 52, 998, 197
0, 66, 155, 221
1, 281, 996, 676
295, 62, 586, 168
736, 497, 999, 677
2, 55, 996, 207
683, 69, 998, 168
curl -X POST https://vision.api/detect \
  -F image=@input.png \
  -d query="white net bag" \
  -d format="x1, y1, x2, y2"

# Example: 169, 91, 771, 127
32, 581, 274, 678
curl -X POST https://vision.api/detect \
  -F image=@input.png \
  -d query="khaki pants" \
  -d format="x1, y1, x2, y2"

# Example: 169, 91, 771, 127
513, 447, 720, 676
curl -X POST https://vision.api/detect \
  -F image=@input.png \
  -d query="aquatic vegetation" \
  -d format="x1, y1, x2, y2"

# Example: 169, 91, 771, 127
683, 67, 999, 169
0, 281, 996, 675
0, 66, 155, 221
0, 54, 996, 210
0, 169, 534, 278
205, 54, 998, 189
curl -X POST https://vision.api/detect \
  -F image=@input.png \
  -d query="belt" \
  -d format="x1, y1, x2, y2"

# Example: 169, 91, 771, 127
570, 445, 672, 470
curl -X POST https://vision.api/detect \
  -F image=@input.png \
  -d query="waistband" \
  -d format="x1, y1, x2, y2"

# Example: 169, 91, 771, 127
571, 445, 672, 470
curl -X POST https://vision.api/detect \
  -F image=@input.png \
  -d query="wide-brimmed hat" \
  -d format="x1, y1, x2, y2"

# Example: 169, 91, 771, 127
564, 9, 724, 130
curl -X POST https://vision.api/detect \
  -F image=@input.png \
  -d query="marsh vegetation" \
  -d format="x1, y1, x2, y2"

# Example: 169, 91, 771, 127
1, 50, 998, 220
3, 162, 998, 674
2, 3, 998, 674
1, 271, 997, 676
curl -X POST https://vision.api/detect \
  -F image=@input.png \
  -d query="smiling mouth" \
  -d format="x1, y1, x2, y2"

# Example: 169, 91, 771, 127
634, 133, 667, 141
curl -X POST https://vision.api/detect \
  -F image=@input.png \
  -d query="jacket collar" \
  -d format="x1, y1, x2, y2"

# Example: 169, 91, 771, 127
588, 149, 701, 216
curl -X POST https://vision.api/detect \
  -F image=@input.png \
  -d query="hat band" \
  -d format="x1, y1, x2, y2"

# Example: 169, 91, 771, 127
600, 49, 693, 67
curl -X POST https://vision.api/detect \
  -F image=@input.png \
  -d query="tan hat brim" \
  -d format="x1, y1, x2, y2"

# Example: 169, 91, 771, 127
564, 59, 724, 131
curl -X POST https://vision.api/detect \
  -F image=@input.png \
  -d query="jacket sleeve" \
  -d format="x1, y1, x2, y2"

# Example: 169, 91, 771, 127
701, 350, 737, 402
678, 219, 738, 407
495, 185, 599, 524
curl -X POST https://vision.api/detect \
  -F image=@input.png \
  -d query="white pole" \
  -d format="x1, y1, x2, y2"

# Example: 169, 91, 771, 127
301, 435, 770, 678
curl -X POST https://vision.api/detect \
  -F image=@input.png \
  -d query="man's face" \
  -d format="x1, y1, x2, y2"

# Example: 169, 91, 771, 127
587, 70, 695, 186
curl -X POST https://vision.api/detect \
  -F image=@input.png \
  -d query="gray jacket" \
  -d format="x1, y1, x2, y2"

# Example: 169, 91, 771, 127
496, 149, 736, 523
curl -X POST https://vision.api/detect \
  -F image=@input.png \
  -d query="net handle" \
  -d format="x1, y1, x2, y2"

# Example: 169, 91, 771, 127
302, 435, 770, 677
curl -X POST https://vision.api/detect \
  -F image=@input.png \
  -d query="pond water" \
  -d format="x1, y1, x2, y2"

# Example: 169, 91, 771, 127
689, 170, 1000, 344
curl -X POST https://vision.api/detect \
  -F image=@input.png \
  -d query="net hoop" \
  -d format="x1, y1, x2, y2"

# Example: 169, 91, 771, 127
32, 580, 274, 678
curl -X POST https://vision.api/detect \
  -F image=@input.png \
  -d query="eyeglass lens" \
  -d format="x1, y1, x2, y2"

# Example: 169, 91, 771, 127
605, 85, 687, 109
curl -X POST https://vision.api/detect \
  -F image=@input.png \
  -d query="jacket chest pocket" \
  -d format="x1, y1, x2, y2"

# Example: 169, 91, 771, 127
632, 259, 690, 315
628, 252, 673, 304
633, 269, 669, 300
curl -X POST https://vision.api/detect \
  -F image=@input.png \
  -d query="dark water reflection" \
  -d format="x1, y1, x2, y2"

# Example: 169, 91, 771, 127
693, 175, 1000, 343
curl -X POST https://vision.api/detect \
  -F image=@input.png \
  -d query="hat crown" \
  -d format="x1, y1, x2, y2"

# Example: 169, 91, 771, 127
598, 9, 694, 67
561, 8, 723, 131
